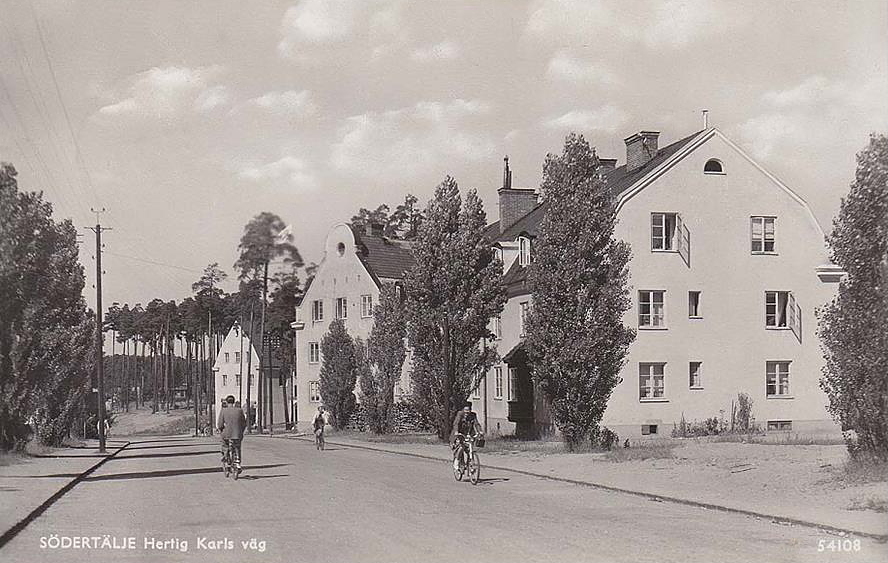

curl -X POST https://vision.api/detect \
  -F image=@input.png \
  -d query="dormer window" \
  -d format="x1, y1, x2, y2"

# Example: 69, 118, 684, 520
518, 236, 531, 266
492, 246, 504, 271
704, 159, 724, 174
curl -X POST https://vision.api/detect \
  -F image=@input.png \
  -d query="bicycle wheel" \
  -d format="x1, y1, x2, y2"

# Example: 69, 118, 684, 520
319, 434, 325, 451
452, 450, 465, 481
469, 453, 480, 485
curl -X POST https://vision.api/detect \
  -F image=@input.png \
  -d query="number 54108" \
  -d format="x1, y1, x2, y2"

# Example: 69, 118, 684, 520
818, 538, 861, 552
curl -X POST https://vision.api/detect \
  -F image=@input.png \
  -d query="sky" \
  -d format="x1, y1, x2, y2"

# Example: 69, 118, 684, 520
1, 0, 886, 311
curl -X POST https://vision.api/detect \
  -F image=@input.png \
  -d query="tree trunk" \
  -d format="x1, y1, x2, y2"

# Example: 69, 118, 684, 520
245, 305, 254, 433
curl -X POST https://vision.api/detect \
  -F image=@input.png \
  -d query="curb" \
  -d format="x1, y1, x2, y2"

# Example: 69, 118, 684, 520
0, 441, 131, 549
284, 435, 887, 542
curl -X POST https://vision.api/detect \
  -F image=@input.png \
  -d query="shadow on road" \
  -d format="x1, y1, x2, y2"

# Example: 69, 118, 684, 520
474, 477, 510, 485
237, 474, 289, 481
30, 454, 109, 459
113, 450, 219, 461
124, 443, 209, 451
82, 463, 290, 482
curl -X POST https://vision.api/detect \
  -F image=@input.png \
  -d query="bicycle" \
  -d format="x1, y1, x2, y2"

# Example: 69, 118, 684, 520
314, 428, 325, 451
222, 439, 242, 480
452, 433, 481, 485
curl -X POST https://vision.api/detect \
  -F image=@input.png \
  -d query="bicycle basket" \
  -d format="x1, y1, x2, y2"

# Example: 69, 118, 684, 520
476, 436, 485, 448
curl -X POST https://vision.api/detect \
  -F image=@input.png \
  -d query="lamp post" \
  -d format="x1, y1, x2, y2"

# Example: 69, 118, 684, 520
289, 320, 305, 431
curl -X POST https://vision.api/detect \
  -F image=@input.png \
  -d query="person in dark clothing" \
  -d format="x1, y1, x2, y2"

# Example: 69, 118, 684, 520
217, 395, 247, 471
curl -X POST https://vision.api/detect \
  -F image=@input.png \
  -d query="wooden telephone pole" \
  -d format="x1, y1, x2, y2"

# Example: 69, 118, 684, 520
87, 208, 111, 453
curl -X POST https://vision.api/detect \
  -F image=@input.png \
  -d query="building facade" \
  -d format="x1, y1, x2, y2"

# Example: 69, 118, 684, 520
293, 223, 414, 428
478, 127, 842, 438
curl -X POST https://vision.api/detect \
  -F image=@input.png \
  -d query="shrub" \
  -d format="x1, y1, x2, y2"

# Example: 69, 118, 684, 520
590, 425, 620, 450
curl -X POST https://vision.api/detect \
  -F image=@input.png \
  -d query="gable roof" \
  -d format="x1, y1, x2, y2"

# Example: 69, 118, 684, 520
350, 226, 416, 282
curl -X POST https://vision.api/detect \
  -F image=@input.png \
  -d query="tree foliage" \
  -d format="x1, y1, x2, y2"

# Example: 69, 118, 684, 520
405, 177, 506, 440
0, 163, 95, 449
360, 284, 407, 433
350, 194, 424, 240
234, 212, 303, 285
318, 319, 358, 430
525, 134, 636, 450
818, 133, 888, 460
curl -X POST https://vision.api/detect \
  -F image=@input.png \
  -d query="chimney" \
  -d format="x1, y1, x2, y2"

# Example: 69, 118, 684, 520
624, 131, 660, 172
366, 220, 385, 238
597, 158, 617, 179
497, 157, 538, 233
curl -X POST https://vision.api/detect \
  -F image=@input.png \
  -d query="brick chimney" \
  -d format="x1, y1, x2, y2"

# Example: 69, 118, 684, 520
498, 156, 538, 233
365, 220, 385, 237
624, 131, 660, 172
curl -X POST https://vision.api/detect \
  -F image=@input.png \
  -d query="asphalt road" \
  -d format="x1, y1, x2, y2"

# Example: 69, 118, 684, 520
2, 436, 884, 563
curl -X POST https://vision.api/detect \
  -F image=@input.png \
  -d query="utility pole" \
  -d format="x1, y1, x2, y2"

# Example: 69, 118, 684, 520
257, 260, 269, 433
87, 208, 111, 453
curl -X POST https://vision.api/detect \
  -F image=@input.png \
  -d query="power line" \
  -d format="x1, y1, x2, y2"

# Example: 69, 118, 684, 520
105, 251, 205, 274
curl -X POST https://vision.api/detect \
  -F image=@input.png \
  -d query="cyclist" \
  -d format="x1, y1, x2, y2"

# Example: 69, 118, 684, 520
218, 395, 247, 473
311, 405, 327, 448
450, 401, 483, 470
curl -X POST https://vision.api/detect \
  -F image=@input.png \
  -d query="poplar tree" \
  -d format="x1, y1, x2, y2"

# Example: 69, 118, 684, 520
525, 134, 636, 450
319, 319, 358, 430
818, 133, 888, 460
361, 284, 407, 433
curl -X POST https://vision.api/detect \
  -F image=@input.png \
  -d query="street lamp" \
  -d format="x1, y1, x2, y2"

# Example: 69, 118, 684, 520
290, 320, 305, 429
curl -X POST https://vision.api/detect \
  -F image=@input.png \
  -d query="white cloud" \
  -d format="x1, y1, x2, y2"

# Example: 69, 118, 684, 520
546, 51, 622, 86
410, 40, 460, 63
526, 0, 748, 50
544, 105, 628, 133
248, 90, 317, 117
762, 75, 837, 108
238, 156, 318, 191
97, 65, 228, 120
278, 0, 408, 60
330, 99, 495, 178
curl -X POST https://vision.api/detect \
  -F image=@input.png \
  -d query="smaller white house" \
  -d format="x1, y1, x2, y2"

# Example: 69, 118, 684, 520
212, 321, 261, 415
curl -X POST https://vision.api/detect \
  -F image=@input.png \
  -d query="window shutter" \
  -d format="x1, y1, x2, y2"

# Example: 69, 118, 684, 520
788, 293, 802, 343
677, 215, 691, 267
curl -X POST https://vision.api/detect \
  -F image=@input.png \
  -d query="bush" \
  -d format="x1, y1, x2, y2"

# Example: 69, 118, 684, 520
347, 401, 433, 434
590, 425, 619, 450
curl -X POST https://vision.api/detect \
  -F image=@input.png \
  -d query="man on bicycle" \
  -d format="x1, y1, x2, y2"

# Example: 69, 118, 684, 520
450, 402, 483, 470
218, 395, 246, 473
311, 406, 327, 443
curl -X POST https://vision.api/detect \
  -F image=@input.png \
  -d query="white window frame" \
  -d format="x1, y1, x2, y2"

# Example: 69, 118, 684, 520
519, 302, 530, 337
311, 299, 324, 322
639, 363, 666, 401
494, 367, 503, 400
689, 362, 703, 389
335, 297, 348, 320
767, 420, 793, 431
518, 236, 531, 266
508, 368, 518, 401
222, 374, 228, 386
224, 352, 230, 363
688, 291, 701, 318
765, 291, 790, 329
651, 213, 678, 252
638, 290, 666, 329
235, 374, 242, 387
493, 316, 502, 340
472, 379, 481, 400
309, 342, 320, 364
751, 216, 776, 254
493, 246, 504, 272
361, 294, 373, 318
766, 361, 791, 398
235, 352, 241, 363
309, 381, 321, 403
703, 159, 724, 174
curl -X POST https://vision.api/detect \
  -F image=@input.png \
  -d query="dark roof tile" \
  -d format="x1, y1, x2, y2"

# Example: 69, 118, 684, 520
351, 227, 415, 281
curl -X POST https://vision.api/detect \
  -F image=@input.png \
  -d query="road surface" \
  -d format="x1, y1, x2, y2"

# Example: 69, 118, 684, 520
2, 436, 883, 563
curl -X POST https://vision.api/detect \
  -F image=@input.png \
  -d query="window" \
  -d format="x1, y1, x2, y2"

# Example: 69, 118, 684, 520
651, 213, 677, 251
494, 367, 503, 400
235, 374, 242, 387
493, 247, 504, 271
519, 302, 530, 336
337, 242, 346, 256
309, 342, 320, 364
311, 299, 324, 322
639, 363, 666, 401
361, 294, 373, 318
518, 236, 531, 266
222, 374, 228, 386
704, 159, 724, 174
767, 420, 793, 431
641, 424, 659, 435
689, 362, 703, 389
638, 291, 665, 328
472, 380, 481, 400
493, 316, 502, 340
688, 291, 701, 318
335, 297, 348, 319
223, 352, 229, 363
235, 352, 241, 363
508, 368, 518, 401
309, 381, 321, 403
766, 361, 791, 397
751, 217, 776, 253
765, 291, 790, 328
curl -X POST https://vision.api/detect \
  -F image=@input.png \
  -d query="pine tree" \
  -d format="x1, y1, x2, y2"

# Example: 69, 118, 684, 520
405, 177, 506, 440
525, 134, 636, 450
818, 133, 888, 460
361, 284, 407, 433
319, 319, 358, 430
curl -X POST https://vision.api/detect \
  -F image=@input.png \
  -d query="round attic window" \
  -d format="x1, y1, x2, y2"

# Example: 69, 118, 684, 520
337, 242, 346, 256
